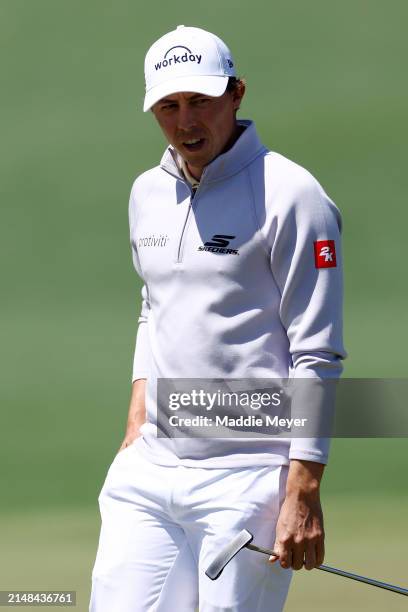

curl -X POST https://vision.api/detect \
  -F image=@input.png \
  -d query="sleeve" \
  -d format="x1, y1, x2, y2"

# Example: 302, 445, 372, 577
129, 185, 151, 382
269, 175, 347, 464
131, 279, 151, 382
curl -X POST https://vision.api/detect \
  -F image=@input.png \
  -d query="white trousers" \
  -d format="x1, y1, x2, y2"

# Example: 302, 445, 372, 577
89, 442, 292, 612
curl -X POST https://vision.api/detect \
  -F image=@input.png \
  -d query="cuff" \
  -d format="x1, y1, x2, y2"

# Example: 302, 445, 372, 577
289, 437, 331, 465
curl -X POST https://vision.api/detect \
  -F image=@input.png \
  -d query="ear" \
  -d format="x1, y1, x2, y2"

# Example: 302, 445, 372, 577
232, 80, 246, 111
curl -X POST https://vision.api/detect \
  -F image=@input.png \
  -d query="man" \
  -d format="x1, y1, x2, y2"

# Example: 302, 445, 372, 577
90, 25, 346, 612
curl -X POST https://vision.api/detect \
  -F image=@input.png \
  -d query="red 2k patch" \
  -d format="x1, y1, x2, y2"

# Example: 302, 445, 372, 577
314, 240, 337, 268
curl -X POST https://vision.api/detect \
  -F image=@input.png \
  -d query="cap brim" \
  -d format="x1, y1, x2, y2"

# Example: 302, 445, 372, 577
143, 75, 229, 112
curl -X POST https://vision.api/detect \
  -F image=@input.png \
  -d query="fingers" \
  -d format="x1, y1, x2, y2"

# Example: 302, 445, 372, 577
269, 541, 292, 569
269, 539, 324, 570
291, 543, 304, 571
303, 542, 317, 571
316, 538, 325, 567
279, 539, 305, 571
279, 546, 293, 570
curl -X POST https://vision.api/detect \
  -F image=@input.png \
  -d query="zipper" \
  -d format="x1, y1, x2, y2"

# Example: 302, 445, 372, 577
175, 174, 205, 264
176, 196, 193, 263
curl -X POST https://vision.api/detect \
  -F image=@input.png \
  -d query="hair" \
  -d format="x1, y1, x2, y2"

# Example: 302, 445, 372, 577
226, 76, 246, 93
226, 77, 246, 113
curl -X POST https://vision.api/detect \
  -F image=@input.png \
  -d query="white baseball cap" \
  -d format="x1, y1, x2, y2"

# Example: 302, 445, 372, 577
143, 25, 236, 112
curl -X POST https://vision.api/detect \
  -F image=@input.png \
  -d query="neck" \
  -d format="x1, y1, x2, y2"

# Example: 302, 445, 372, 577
185, 162, 202, 181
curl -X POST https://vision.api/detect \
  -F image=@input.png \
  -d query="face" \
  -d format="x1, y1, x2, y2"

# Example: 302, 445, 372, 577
151, 85, 245, 178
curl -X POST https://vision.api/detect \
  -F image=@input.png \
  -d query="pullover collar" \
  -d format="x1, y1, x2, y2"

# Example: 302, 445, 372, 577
160, 120, 267, 185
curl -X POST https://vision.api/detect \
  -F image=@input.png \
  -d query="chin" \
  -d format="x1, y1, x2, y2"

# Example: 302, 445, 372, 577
185, 154, 210, 167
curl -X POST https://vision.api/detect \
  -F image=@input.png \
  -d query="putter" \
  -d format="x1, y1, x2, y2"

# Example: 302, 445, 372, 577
205, 529, 408, 597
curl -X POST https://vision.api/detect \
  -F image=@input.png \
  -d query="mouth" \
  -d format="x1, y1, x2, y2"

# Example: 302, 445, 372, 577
182, 138, 206, 152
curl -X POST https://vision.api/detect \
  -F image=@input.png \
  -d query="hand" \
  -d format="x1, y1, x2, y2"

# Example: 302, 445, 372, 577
269, 491, 325, 570
117, 379, 147, 454
269, 459, 325, 570
117, 426, 140, 454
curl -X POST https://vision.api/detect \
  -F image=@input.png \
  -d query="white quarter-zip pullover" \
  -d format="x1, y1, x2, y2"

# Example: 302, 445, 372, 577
129, 120, 347, 467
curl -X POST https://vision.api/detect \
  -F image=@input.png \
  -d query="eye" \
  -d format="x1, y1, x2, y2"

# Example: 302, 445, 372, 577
161, 102, 178, 111
190, 98, 209, 107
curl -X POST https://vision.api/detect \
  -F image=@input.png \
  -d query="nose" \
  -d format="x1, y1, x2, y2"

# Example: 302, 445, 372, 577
177, 101, 197, 131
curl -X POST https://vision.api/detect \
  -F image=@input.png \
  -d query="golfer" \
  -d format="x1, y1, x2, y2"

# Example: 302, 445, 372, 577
90, 25, 347, 612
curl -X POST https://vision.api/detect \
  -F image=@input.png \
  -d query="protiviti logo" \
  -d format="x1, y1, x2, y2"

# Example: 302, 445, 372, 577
138, 233, 169, 248
155, 45, 202, 71
198, 234, 239, 255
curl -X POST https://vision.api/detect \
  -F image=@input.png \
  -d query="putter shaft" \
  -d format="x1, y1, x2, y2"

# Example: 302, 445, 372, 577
247, 543, 408, 597
247, 542, 279, 556
317, 564, 408, 596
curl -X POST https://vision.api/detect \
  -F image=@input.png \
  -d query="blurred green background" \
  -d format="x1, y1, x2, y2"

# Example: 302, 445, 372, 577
1, 0, 407, 610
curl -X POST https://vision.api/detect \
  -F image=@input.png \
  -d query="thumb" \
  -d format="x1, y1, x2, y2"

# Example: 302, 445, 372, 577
269, 542, 280, 563
117, 440, 129, 454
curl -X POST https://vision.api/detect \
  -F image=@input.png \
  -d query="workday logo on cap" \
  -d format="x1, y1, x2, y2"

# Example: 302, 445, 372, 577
143, 25, 236, 112
154, 45, 203, 71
